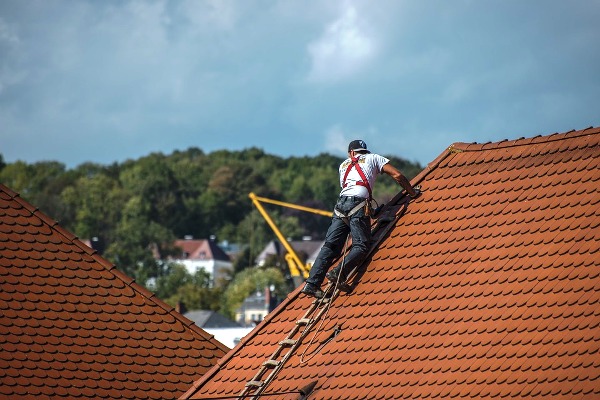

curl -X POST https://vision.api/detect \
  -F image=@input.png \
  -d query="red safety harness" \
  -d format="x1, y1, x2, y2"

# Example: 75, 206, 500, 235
342, 155, 372, 200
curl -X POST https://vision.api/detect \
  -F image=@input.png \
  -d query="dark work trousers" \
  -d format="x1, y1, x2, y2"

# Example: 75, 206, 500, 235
306, 196, 371, 287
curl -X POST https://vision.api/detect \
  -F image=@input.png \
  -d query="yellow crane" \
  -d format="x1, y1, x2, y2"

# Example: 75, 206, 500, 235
249, 192, 332, 285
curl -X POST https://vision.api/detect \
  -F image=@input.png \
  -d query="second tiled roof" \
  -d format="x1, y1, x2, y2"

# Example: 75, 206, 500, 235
0, 184, 229, 399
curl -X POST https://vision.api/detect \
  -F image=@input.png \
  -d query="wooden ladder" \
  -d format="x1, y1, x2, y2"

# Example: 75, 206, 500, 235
238, 198, 410, 399
238, 285, 338, 399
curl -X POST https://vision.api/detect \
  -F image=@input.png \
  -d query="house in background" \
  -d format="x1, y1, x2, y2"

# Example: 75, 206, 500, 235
165, 236, 232, 287
182, 126, 600, 399
235, 239, 322, 328
184, 309, 241, 329
235, 286, 280, 327
218, 239, 243, 263
255, 238, 323, 270
184, 309, 254, 348
256, 238, 323, 289
0, 184, 229, 400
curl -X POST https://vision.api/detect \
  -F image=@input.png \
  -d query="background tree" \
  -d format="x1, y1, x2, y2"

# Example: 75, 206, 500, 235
0, 160, 81, 227
120, 154, 185, 234
163, 266, 222, 311
220, 267, 287, 319
103, 196, 176, 283
61, 172, 125, 248
0, 148, 422, 315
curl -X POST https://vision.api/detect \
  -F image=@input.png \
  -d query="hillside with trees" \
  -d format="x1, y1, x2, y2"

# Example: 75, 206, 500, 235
0, 150, 422, 317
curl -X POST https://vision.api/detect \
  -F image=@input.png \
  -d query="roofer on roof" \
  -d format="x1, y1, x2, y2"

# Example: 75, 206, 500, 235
301, 139, 420, 299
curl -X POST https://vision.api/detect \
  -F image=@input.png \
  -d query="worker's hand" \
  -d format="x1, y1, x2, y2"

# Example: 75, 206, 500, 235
409, 185, 421, 199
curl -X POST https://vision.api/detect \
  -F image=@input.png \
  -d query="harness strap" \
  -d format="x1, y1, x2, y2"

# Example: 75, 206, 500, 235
333, 199, 366, 224
342, 156, 373, 199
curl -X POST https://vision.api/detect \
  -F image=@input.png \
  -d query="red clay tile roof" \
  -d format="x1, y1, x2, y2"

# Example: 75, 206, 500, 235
0, 185, 229, 399
173, 239, 230, 262
182, 127, 600, 399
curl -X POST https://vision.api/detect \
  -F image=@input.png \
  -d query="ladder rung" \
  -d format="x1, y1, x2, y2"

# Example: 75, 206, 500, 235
279, 339, 296, 347
296, 318, 312, 325
314, 296, 330, 305
262, 359, 280, 368
246, 380, 263, 388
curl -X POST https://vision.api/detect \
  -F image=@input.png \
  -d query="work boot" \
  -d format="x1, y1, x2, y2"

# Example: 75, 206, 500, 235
300, 283, 324, 299
326, 269, 339, 283
337, 282, 352, 293
326, 269, 351, 293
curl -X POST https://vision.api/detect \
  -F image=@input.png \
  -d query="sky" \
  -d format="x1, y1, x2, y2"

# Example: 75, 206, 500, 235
1, 0, 599, 169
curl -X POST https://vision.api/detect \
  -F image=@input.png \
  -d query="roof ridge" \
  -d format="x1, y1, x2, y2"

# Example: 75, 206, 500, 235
179, 126, 600, 398
0, 183, 229, 354
449, 126, 599, 153
396, 126, 600, 194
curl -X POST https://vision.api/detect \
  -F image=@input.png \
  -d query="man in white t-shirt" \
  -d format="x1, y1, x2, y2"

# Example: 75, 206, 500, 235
301, 139, 420, 298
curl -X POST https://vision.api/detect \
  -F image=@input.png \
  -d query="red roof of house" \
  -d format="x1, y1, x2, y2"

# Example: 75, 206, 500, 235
0, 184, 229, 399
182, 126, 600, 399
173, 239, 230, 261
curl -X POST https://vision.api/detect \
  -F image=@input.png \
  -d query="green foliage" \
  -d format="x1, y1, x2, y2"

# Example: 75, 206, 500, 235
62, 172, 124, 243
152, 263, 222, 311
103, 195, 176, 281
0, 160, 77, 224
0, 147, 422, 315
166, 282, 222, 312
120, 154, 185, 231
232, 246, 253, 275
153, 263, 194, 299
221, 267, 287, 319
0, 160, 40, 195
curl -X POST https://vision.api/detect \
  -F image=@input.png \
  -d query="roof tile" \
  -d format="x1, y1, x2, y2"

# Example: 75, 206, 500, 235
0, 184, 229, 399
181, 127, 600, 399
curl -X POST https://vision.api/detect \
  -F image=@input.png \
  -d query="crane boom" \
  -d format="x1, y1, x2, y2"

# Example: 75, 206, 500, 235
250, 194, 333, 217
249, 192, 332, 282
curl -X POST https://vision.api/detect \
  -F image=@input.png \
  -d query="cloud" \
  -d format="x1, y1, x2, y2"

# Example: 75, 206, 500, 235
323, 124, 383, 156
0, 16, 24, 95
324, 124, 349, 154
181, 0, 239, 31
1, 1, 598, 169
306, 2, 377, 83
0, 17, 19, 46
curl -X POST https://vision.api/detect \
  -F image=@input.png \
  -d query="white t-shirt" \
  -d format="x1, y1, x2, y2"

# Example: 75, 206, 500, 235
338, 153, 390, 198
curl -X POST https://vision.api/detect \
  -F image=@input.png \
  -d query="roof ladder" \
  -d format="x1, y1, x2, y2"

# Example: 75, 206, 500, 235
238, 287, 337, 399
238, 195, 411, 399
